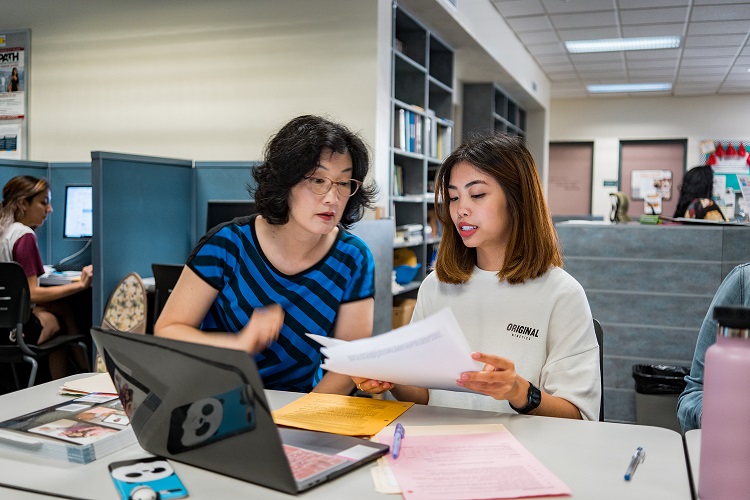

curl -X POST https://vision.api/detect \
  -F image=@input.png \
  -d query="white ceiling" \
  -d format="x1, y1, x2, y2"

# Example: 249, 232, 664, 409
490, 0, 750, 98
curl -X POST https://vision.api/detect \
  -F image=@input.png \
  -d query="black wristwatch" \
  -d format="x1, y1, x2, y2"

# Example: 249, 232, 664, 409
510, 382, 542, 414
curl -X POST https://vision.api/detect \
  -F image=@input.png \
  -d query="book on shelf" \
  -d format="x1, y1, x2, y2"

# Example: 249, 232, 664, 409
436, 123, 453, 160
393, 164, 404, 196
395, 224, 424, 245
393, 108, 424, 154
0, 394, 136, 464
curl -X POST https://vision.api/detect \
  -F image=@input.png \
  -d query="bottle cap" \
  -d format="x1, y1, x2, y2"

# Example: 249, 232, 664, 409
714, 305, 750, 338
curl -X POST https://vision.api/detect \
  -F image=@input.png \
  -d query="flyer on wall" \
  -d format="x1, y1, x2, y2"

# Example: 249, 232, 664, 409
0, 47, 24, 119
0, 122, 22, 160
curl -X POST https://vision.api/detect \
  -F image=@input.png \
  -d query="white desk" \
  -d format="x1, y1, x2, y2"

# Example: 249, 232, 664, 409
684, 429, 700, 496
0, 375, 693, 500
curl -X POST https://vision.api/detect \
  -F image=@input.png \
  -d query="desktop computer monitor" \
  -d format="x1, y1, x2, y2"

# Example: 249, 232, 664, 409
206, 200, 256, 231
63, 185, 93, 239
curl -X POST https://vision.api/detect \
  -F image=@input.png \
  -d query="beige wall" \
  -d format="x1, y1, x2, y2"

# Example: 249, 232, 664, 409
7, 0, 388, 179
550, 95, 750, 217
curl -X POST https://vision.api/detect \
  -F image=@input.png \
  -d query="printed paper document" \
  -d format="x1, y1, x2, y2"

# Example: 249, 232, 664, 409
307, 308, 481, 391
373, 426, 571, 500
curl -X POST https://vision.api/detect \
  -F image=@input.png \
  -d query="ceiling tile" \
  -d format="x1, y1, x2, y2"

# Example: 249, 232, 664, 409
618, 0, 689, 8
682, 46, 741, 58
684, 34, 748, 48
629, 69, 677, 78
517, 30, 561, 45
688, 20, 750, 35
691, 4, 750, 21
680, 56, 737, 67
678, 66, 730, 75
549, 11, 618, 30
557, 27, 621, 41
574, 62, 627, 71
622, 24, 685, 37
541, 0, 615, 14
620, 7, 689, 25
491, 0, 545, 18
570, 52, 627, 63
505, 15, 554, 32
628, 59, 679, 69
625, 49, 682, 60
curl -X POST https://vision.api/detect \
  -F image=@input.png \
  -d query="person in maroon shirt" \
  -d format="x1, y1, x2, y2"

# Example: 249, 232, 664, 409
1, 175, 93, 378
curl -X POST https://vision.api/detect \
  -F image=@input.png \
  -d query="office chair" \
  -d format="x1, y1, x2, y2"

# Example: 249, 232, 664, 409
101, 272, 148, 334
151, 263, 184, 331
593, 318, 604, 422
95, 272, 149, 372
0, 262, 90, 389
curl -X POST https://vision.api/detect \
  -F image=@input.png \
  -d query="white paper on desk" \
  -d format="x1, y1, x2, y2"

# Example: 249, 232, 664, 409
307, 307, 481, 391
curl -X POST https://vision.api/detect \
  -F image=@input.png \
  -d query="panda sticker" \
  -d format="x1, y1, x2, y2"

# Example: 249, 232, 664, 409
109, 457, 188, 500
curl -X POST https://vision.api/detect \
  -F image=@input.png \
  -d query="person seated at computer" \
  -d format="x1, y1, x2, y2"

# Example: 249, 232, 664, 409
353, 134, 601, 420
0, 175, 93, 378
677, 263, 750, 432
673, 165, 725, 221
155, 115, 377, 395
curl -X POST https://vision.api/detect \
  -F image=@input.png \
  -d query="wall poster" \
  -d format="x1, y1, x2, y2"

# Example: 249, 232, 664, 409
630, 169, 673, 201
0, 29, 29, 160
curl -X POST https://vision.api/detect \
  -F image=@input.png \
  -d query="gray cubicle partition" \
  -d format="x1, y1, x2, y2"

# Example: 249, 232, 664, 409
193, 162, 258, 243
48, 162, 92, 265
91, 152, 193, 326
0, 159, 51, 262
557, 221, 750, 424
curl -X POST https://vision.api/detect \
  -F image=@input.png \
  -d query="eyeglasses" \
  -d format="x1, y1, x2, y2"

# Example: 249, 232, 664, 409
304, 176, 362, 197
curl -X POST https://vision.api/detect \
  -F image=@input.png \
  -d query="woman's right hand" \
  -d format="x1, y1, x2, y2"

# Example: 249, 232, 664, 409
352, 377, 394, 394
236, 304, 284, 353
78, 265, 93, 289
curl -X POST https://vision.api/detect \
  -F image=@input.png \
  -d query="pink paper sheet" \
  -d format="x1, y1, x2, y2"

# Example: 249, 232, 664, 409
377, 430, 571, 500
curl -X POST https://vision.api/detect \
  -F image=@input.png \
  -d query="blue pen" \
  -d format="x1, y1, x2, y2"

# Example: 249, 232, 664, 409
624, 446, 645, 481
392, 423, 405, 459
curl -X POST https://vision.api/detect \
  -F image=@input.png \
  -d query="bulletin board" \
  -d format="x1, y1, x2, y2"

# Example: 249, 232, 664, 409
0, 29, 29, 160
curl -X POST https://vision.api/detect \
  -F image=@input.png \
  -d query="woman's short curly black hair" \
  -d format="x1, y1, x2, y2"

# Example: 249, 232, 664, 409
251, 115, 376, 229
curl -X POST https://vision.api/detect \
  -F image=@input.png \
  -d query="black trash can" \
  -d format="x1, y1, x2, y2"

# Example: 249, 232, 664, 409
632, 364, 689, 432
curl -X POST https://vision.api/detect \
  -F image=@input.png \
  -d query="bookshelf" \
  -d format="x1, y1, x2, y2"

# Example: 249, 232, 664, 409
391, 3, 454, 297
461, 83, 526, 140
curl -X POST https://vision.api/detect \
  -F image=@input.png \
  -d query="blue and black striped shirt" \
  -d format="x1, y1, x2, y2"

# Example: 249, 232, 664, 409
187, 215, 375, 392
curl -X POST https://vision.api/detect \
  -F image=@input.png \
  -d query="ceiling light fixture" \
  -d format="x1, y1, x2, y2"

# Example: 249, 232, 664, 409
587, 83, 672, 93
566, 36, 680, 54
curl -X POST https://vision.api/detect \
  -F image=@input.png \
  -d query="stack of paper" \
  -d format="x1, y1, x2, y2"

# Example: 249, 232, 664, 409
307, 308, 481, 391
60, 373, 117, 397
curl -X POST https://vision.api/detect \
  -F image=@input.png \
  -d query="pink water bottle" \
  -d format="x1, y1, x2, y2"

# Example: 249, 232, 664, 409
699, 305, 750, 499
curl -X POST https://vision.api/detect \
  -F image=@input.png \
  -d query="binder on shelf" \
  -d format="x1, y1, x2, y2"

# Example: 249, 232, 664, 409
0, 395, 136, 464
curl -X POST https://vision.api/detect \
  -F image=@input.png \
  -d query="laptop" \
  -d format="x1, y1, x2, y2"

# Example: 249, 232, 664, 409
90, 327, 389, 495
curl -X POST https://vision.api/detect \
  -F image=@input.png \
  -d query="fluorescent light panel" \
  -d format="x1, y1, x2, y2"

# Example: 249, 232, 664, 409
587, 83, 672, 93
566, 36, 680, 54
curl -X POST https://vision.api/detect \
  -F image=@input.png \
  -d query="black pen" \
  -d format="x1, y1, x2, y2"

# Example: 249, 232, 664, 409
624, 446, 645, 481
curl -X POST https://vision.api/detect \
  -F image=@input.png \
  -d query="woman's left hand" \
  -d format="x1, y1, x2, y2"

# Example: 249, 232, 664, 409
456, 352, 528, 407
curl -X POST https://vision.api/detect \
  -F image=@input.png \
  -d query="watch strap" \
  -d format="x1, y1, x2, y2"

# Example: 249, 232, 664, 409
509, 382, 542, 414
